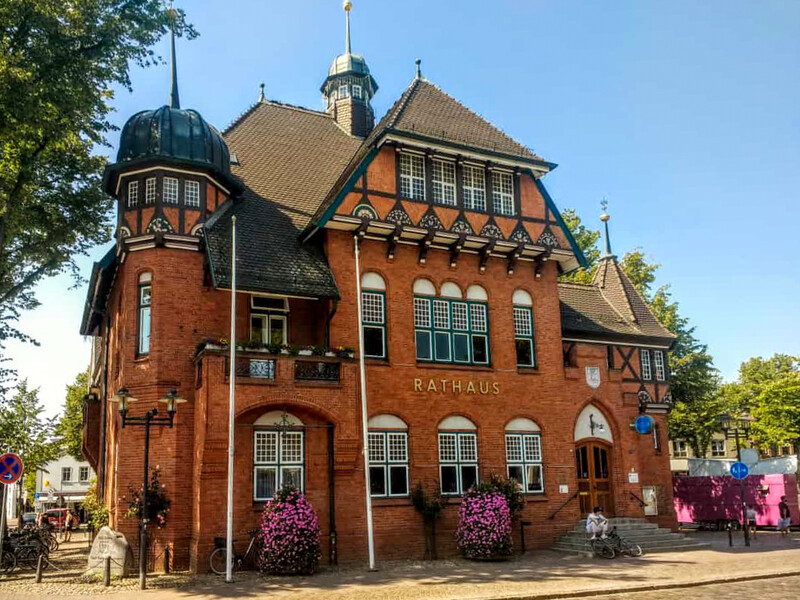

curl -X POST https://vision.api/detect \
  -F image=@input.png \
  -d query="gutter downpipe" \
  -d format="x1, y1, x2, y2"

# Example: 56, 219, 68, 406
98, 315, 111, 500
353, 235, 376, 570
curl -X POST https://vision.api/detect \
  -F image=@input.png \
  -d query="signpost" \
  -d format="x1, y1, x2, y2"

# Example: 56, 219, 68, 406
0, 452, 23, 567
730, 461, 749, 480
635, 415, 653, 435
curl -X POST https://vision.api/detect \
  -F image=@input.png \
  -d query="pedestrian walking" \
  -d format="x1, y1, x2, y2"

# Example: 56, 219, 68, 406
778, 496, 792, 535
746, 504, 757, 538
63, 510, 74, 543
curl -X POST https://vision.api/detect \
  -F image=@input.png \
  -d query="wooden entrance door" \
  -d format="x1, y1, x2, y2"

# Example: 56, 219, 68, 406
575, 442, 614, 517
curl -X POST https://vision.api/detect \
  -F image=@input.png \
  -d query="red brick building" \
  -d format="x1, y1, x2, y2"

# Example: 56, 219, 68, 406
80, 6, 676, 572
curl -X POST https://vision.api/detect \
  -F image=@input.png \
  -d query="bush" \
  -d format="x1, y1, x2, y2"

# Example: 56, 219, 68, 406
257, 486, 321, 575
456, 489, 512, 559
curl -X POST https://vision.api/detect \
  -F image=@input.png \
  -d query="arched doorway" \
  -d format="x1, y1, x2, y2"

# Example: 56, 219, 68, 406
574, 405, 614, 517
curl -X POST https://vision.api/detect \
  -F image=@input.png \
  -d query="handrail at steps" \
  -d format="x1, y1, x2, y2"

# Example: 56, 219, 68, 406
629, 491, 647, 508
547, 491, 579, 520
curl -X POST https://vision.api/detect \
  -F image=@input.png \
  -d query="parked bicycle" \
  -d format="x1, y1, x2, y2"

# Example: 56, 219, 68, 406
590, 527, 643, 559
209, 529, 261, 575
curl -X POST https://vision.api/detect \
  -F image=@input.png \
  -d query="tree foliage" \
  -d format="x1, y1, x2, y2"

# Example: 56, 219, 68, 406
57, 369, 89, 461
560, 209, 723, 456
0, 0, 196, 384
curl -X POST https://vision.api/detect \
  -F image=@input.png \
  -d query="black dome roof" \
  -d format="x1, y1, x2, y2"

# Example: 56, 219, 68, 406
104, 105, 239, 194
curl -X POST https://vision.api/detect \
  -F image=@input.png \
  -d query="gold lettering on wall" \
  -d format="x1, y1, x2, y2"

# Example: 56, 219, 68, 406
413, 378, 500, 395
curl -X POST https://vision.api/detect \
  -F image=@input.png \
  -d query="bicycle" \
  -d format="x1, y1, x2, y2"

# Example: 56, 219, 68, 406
606, 526, 643, 557
589, 535, 616, 559
209, 529, 260, 575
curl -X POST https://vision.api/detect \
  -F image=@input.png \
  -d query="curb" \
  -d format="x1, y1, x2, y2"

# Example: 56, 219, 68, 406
476, 569, 800, 600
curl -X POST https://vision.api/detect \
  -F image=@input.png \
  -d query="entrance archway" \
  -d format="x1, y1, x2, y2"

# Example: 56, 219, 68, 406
574, 405, 615, 516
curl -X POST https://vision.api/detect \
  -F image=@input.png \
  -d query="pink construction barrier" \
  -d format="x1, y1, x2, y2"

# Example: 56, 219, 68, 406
673, 473, 798, 526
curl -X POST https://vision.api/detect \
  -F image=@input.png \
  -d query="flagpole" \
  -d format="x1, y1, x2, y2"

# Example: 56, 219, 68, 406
353, 235, 376, 570
226, 215, 237, 583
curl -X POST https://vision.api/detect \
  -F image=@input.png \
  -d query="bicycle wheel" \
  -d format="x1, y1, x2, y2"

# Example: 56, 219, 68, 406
209, 547, 228, 575
623, 543, 643, 557
591, 540, 616, 559
1, 550, 16, 574
46, 536, 59, 553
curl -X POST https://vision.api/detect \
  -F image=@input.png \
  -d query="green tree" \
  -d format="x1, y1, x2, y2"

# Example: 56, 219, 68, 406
0, 0, 196, 385
559, 209, 600, 284
0, 380, 59, 525
58, 369, 89, 461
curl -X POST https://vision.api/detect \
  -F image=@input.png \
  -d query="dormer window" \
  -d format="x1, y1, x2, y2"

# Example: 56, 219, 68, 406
338, 84, 349, 99
127, 181, 139, 208
145, 177, 157, 205
163, 177, 179, 204
185, 180, 200, 208
431, 159, 456, 206
492, 170, 514, 215
399, 152, 425, 201
352, 84, 362, 99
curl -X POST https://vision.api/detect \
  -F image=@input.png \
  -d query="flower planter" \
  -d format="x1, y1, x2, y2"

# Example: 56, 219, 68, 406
325, 352, 336, 358
280, 349, 290, 355
298, 350, 313, 356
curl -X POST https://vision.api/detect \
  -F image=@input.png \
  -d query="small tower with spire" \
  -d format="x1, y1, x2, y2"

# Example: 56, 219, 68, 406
320, 1, 378, 137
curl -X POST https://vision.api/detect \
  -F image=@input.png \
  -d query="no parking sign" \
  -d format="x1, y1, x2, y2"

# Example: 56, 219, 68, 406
0, 453, 22, 485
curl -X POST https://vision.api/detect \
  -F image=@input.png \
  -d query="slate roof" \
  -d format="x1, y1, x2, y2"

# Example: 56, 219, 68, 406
204, 101, 362, 297
558, 257, 676, 347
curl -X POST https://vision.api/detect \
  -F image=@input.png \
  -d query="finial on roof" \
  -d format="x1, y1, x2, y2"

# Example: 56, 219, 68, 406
343, 0, 352, 54
599, 197, 613, 257
258, 82, 266, 102
168, 0, 180, 109
415, 58, 422, 79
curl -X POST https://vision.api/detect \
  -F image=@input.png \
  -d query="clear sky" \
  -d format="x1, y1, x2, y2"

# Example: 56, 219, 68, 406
6, 0, 799, 417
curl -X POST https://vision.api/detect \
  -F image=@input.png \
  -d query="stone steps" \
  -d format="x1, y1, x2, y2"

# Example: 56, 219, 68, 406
552, 518, 709, 556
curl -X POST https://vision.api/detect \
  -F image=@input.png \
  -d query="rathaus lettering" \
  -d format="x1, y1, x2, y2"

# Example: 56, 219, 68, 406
413, 378, 500, 395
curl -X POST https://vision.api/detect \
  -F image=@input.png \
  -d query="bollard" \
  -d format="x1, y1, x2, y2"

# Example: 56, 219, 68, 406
35, 555, 44, 583
520, 521, 532, 554
164, 545, 170, 574
727, 523, 733, 547
104, 555, 111, 587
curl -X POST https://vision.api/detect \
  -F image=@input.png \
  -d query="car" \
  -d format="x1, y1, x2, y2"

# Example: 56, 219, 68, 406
22, 512, 36, 526
44, 508, 69, 528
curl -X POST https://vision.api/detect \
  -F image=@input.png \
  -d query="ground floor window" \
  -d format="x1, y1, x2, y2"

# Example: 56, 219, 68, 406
368, 431, 409, 496
439, 430, 478, 495
506, 433, 544, 493
253, 429, 304, 501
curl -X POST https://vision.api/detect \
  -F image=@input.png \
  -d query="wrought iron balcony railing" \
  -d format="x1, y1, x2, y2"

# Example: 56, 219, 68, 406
294, 360, 340, 383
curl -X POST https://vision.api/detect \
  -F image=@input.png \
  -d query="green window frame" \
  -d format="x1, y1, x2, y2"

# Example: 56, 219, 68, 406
368, 431, 409, 497
513, 305, 535, 367
505, 433, 544, 493
414, 296, 489, 365
253, 429, 304, 501
439, 431, 479, 495
361, 290, 386, 359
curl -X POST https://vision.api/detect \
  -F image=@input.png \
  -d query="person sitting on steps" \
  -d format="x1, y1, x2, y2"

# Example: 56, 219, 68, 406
586, 506, 609, 540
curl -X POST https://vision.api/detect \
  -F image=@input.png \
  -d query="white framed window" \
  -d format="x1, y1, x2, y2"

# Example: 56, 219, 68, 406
439, 431, 478, 495
338, 84, 349, 99
492, 170, 514, 215
137, 279, 151, 356
368, 431, 409, 496
399, 153, 425, 200
127, 181, 139, 208
145, 177, 157, 205
463, 165, 486, 211
514, 306, 535, 367
414, 296, 489, 365
61, 467, 72, 483
79, 466, 90, 482
361, 273, 386, 359
711, 440, 725, 457
184, 180, 200, 208
250, 314, 287, 346
654, 350, 666, 381
506, 432, 544, 493
641, 349, 652, 380
163, 177, 179, 204
431, 159, 456, 206
672, 440, 688, 458
253, 429, 304, 501
352, 84, 363, 99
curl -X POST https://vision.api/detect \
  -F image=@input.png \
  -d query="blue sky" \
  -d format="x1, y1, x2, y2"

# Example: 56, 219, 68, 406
7, 0, 799, 416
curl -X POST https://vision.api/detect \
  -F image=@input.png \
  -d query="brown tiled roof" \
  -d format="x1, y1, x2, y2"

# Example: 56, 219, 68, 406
204, 101, 362, 297
559, 259, 676, 346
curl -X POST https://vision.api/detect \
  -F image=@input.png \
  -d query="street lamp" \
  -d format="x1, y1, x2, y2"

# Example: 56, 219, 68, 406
110, 388, 185, 590
718, 413, 753, 547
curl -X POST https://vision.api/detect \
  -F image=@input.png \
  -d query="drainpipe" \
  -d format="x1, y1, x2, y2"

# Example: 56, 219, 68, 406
325, 300, 339, 348
353, 236, 376, 570
327, 423, 337, 565
98, 315, 111, 500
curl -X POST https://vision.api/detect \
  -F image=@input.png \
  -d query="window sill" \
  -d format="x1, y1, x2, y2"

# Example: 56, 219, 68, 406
365, 358, 391, 367
415, 362, 494, 373
523, 494, 548, 502
134, 355, 150, 364
516, 366, 539, 375
294, 381, 342, 389
371, 496, 413, 507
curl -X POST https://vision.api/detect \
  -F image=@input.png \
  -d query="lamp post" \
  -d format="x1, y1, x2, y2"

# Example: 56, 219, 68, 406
110, 388, 185, 590
719, 413, 752, 547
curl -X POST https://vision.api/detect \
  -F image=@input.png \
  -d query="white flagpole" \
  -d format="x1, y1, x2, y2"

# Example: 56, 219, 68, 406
226, 215, 237, 583
353, 236, 376, 570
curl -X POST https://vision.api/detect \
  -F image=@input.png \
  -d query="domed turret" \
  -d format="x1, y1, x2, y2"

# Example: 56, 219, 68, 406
321, 1, 378, 138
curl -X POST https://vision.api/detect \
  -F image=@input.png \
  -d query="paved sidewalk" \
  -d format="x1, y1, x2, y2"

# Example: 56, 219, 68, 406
1, 530, 799, 599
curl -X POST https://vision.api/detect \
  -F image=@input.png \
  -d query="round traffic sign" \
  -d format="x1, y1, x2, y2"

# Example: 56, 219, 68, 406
730, 461, 749, 480
0, 453, 23, 484
635, 415, 653, 435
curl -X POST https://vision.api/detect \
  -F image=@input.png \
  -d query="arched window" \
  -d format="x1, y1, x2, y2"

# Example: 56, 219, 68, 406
361, 272, 386, 359
505, 418, 543, 493
438, 416, 478, 495
512, 289, 535, 368
367, 415, 409, 497
414, 282, 489, 366
253, 411, 304, 501
137, 272, 152, 356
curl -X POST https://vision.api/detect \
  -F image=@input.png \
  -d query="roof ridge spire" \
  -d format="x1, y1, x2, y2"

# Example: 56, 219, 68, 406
599, 197, 613, 258
168, 1, 180, 109
344, 0, 352, 54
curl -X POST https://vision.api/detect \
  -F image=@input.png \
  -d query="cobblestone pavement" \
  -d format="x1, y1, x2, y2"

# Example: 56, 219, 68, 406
1, 530, 799, 599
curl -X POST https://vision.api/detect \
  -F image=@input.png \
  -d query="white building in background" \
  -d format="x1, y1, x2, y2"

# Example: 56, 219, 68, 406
35, 455, 95, 511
